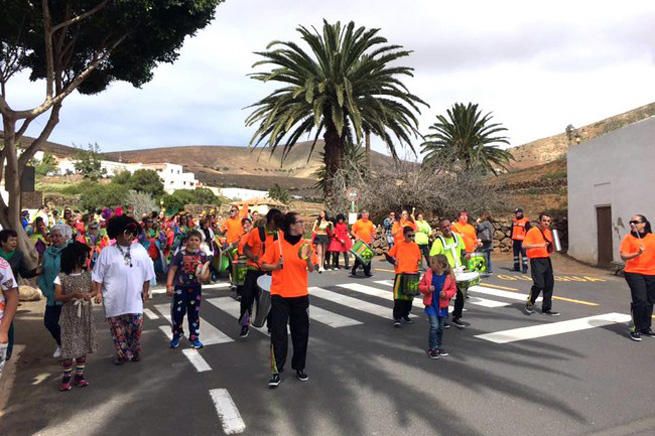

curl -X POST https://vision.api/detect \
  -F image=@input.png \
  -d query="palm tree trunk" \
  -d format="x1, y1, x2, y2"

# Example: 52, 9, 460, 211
322, 124, 345, 200
365, 130, 371, 172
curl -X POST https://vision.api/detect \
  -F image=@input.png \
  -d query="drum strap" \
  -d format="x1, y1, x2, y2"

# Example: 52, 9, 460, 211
438, 234, 462, 268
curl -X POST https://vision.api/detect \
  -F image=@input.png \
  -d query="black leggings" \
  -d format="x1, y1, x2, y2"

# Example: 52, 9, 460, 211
270, 295, 309, 373
44, 305, 62, 346
625, 272, 655, 332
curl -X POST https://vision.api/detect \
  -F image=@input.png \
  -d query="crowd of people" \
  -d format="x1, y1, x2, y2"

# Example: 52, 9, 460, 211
0, 203, 653, 391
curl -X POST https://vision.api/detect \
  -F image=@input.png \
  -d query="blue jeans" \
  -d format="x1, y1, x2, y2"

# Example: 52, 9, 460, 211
482, 241, 493, 273
427, 313, 445, 350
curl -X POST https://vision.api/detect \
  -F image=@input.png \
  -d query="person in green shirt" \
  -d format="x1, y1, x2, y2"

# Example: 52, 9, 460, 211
415, 213, 432, 270
429, 219, 467, 328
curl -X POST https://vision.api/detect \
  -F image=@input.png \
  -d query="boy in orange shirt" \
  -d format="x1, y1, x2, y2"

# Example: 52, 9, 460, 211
351, 211, 376, 277
523, 213, 559, 316
385, 226, 422, 327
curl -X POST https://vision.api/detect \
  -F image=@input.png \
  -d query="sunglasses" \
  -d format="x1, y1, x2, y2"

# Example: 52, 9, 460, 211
629, 220, 643, 225
407, 234, 415, 238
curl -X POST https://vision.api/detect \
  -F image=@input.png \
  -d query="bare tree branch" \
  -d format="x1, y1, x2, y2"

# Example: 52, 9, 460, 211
51, 0, 111, 33
15, 118, 33, 140
17, 103, 61, 172
42, 0, 55, 99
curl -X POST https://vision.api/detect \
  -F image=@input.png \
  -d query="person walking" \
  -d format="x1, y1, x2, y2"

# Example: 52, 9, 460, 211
451, 210, 480, 254
414, 213, 432, 270
312, 210, 332, 273
261, 212, 315, 388
523, 213, 559, 316
92, 216, 155, 364
328, 214, 351, 270
511, 208, 530, 273
385, 226, 422, 327
0, 258, 18, 376
383, 211, 396, 249
476, 211, 494, 275
351, 211, 376, 277
619, 214, 655, 341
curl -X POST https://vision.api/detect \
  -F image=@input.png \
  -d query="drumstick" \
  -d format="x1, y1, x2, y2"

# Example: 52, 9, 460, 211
277, 230, 284, 269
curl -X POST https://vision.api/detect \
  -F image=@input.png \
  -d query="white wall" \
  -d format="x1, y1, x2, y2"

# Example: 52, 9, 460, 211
219, 188, 269, 201
567, 117, 655, 265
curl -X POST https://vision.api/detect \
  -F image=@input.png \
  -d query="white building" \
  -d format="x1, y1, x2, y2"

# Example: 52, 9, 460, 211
142, 163, 198, 193
55, 157, 77, 175
100, 160, 143, 177
567, 116, 655, 267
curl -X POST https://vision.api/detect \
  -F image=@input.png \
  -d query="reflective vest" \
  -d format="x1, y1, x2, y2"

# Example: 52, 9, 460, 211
511, 217, 529, 241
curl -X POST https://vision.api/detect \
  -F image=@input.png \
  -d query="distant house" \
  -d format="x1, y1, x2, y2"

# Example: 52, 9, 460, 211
142, 163, 198, 194
567, 117, 655, 266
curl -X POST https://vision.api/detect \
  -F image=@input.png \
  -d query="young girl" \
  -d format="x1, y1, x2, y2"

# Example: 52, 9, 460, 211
54, 241, 97, 391
418, 254, 457, 359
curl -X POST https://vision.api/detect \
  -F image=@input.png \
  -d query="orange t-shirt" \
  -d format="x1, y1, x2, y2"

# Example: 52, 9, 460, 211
222, 217, 244, 244
244, 227, 276, 269
620, 233, 655, 275
352, 219, 375, 245
388, 240, 421, 274
393, 219, 417, 244
511, 217, 530, 241
261, 237, 314, 297
451, 221, 477, 252
524, 226, 553, 259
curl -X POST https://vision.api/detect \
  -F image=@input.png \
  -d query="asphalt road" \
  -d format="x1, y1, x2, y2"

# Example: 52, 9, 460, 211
1, 256, 654, 436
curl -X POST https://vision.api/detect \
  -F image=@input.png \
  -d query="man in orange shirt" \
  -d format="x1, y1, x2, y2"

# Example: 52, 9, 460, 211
451, 210, 480, 254
221, 204, 250, 246
511, 208, 531, 273
523, 213, 559, 316
351, 211, 376, 277
385, 226, 422, 327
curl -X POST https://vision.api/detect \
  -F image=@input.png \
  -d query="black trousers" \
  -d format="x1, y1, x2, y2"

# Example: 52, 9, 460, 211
352, 257, 371, 275
624, 272, 655, 332
513, 240, 528, 271
529, 258, 554, 311
392, 299, 412, 320
44, 304, 62, 346
240, 269, 264, 325
452, 286, 465, 320
270, 295, 309, 373
331, 252, 350, 269
419, 245, 430, 269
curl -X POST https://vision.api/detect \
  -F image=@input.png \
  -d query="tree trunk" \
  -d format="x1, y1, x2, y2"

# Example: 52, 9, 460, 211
365, 130, 371, 172
323, 124, 345, 206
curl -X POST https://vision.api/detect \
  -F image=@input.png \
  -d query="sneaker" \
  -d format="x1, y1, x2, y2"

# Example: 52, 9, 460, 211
393, 319, 401, 328
403, 317, 414, 325
522, 269, 528, 274
74, 376, 89, 388
169, 336, 181, 349
365, 273, 373, 278
543, 310, 560, 316
437, 348, 449, 357
525, 302, 534, 314
641, 328, 655, 337
443, 321, 451, 329
296, 369, 309, 382
318, 267, 324, 274
268, 373, 281, 388
240, 326, 249, 338
53, 346, 62, 359
131, 352, 141, 362
59, 381, 72, 392
191, 339, 204, 349
113, 356, 127, 366
451, 318, 467, 328
427, 349, 439, 360
629, 330, 642, 342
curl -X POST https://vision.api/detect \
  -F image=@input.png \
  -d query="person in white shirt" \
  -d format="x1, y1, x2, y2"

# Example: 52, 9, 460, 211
0, 258, 18, 375
93, 215, 155, 365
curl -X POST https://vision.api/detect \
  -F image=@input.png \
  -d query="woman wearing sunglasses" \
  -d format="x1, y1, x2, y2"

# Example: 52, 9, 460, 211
620, 214, 655, 342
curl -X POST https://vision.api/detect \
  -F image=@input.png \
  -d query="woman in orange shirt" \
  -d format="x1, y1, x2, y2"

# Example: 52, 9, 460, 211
619, 214, 655, 342
385, 226, 422, 327
261, 212, 315, 388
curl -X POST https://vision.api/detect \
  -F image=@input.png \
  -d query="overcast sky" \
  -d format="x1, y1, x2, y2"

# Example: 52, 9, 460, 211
11, 0, 655, 157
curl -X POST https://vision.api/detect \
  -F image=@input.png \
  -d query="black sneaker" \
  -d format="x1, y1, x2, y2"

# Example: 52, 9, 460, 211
427, 349, 439, 360
296, 369, 309, 382
525, 302, 535, 314
543, 310, 560, 316
393, 319, 401, 328
239, 326, 249, 338
403, 316, 414, 324
437, 348, 449, 357
522, 268, 528, 274
268, 373, 281, 388
451, 318, 467, 328
365, 273, 373, 278
640, 328, 655, 337
629, 330, 642, 342
443, 321, 451, 329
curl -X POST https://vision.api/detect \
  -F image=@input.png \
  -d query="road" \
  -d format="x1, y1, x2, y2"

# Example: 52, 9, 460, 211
1, 255, 654, 436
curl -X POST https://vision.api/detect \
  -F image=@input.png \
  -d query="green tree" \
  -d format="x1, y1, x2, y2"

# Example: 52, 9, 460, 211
33, 152, 57, 176
192, 188, 219, 205
127, 169, 164, 198
421, 103, 514, 175
125, 190, 159, 219
160, 189, 221, 215
78, 183, 129, 212
268, 184, 290, 204
0, 0, 224, 262
74, 143, 106, 180
111, 170, 133, 186
246, 20, 426, 203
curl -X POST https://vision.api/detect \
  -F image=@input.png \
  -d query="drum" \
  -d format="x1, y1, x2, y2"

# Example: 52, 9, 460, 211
467, 252, 487, 273
455, 271, 480, 297
252, 275, 272, 328
231, 257, 248, 286
350, 240, 374, 265
399, 273, 420, 297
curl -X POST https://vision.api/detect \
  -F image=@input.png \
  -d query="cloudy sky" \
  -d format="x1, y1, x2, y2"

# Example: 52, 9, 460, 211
10, 0, 655, 157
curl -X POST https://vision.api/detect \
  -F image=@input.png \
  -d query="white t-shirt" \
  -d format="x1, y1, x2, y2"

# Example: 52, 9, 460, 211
92, 244, 155, 318
0, 258, 17, 323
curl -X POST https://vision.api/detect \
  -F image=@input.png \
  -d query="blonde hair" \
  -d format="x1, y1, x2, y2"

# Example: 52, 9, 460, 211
430, 254, 452, 276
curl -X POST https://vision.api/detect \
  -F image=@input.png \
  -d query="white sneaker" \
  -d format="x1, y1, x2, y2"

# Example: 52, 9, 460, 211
319, 267, 325, 273
53, 346, 62, 359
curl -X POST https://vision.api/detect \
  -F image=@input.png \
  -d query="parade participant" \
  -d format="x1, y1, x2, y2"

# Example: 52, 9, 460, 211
328, 213, 351, 270
0, 258, 18, 375
261, 212, 314, 388
511, 208, 530, 273
38, 224, 72, 358
383, 211, 396, 249
200, 217, 216, 256
351, 210, 376, 277
392, 209, 417, 245
430, 219, 467, 328
30, 217, 49, 261
85, 222, 108, 270
241, 209, 283, 338
0, 230, 41, 362
385, 226, 421, 327
415, 213, 432, 270
54, 242, 97, 391
166, 229, 210, 349
451, 210, 479, 254
619, 214, 655, 341
523, 213, 559, 316
419, 254, 457, 359
92, 215, 155, 364
312, 210, 332, 273
476, 211, 495, 275
221, 204, 249, 246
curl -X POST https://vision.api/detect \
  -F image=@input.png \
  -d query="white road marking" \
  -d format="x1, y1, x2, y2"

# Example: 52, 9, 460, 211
182, 349, 212, 372
209, 388, 246, 434
374, 279, 395, 287
153, 303, 233, 345
338, 283, 422, 310
151, 282, 231, 295
469, 285, 542, 303
143, 308, 159, 320
206, 297, 268, 334
468, 297, 511, 308
309, 286, 404, 320
475, 312, 632, 344
151, 288, 167, 295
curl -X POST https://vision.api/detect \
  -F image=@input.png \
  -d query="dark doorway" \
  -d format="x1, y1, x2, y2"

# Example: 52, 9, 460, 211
596, 206, 613, 266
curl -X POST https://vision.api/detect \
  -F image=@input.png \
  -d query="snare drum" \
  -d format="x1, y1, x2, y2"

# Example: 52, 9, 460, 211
399, 273, 420, 297
252, 275, 272, 328
350, 240, 374, 265
455, 271, 480, 297
231, 257, 248, 286
467, 252, 487, 273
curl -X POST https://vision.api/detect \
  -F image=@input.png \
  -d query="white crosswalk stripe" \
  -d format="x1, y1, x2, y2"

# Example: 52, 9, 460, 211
154, 303, 233, 345
469, 285, 542, 303
182, 349, 212, 372
338, 283, 422, 311
206, 297, 268, 334
365, 281, 499, 308
309, 286, 398, 320
209, 388, 246, 434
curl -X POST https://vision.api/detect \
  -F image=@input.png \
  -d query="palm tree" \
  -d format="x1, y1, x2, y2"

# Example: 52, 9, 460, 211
245, 20, 426, 198
312, 140, 368, 195
421, 103, 513, 175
